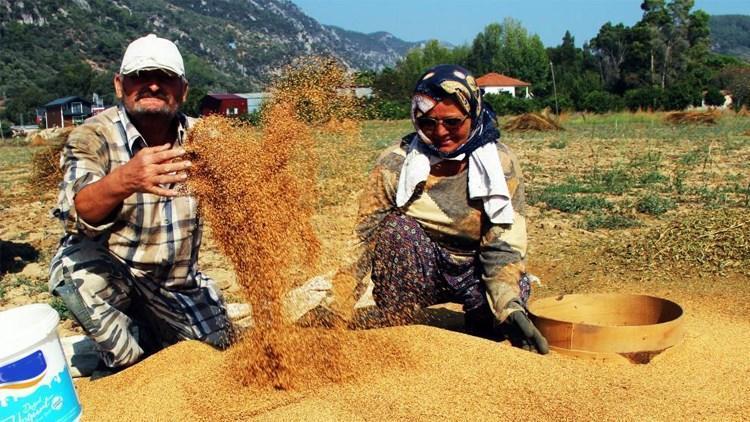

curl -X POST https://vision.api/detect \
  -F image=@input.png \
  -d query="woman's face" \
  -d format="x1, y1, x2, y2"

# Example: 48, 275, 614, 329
417, 98, 472, 154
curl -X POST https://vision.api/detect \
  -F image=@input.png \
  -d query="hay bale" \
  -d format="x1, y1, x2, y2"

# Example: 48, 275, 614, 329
28, 129, 72, 192
502, 111, 563, 132
664, 110, 718, 125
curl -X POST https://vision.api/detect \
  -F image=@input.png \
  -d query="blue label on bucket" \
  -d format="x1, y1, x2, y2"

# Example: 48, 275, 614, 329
0, 351, 47, 388
0, 367, 81, 422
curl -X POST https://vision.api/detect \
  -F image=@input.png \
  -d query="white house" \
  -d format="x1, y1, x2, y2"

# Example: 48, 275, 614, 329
236, 92, 272, 113
476, 72, 532, 98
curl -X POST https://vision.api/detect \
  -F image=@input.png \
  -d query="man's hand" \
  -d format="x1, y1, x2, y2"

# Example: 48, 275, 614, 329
503, 300, 549, 355
75, 143, 192, 226
114, 143, 191, 197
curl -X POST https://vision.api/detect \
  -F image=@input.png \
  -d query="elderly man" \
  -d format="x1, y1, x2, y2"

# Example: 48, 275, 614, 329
49, 34, 232, 371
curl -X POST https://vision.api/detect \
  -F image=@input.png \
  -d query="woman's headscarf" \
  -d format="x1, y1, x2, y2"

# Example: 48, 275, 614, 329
410, 64, 500, 159
397, 64, 515, 225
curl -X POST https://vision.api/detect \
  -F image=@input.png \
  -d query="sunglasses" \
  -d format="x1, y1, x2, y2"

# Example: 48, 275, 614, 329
416, 115, 469, 132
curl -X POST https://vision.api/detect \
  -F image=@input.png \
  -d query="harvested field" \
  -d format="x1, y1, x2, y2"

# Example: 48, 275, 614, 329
1, 108, 749, 420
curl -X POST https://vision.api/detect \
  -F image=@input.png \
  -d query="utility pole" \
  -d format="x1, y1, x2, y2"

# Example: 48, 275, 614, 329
549, 61, 560, 115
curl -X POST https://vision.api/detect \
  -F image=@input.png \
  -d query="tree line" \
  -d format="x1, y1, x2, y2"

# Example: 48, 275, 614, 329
2, 0, 748, 128
365, 0, 749, 118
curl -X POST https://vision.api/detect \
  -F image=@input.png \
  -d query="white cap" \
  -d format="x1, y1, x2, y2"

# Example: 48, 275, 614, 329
120, 34, 185, 78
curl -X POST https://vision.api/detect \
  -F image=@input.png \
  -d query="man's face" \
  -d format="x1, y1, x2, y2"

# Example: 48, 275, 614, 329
114, 70, 188, 118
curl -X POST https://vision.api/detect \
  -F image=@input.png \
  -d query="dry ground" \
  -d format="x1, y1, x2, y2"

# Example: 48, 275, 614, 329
1, 111, 749, 420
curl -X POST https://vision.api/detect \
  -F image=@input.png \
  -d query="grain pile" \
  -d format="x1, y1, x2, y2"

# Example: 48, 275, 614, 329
665, 110, 719, 125
75, 290, 750, 420
503, 111, 564, 132
182, 57, 397, 390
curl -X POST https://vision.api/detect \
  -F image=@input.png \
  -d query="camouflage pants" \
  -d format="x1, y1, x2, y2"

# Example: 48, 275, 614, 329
49, 237, 232, 369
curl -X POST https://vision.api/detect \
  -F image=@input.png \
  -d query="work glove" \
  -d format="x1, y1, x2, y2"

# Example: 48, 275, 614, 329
502, 300, 549, 355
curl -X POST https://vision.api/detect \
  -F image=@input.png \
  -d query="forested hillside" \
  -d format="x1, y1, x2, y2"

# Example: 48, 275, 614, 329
0, 0, 418, 122
710, 15, 750, 60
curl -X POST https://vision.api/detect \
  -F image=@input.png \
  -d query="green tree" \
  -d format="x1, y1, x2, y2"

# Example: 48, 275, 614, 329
466, 19, 550, 94
703, 87, 725, 107
467, 23, 503, 75
590, 23, 631, 91
372, 40, 465, 101
548, 32, 605, 110
715, 65, 750, 108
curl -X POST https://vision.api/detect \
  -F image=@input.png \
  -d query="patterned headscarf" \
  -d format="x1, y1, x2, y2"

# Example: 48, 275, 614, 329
411, 64, 500, 159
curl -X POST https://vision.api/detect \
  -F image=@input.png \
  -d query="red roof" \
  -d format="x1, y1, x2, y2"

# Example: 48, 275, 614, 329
476, 72, 530, 87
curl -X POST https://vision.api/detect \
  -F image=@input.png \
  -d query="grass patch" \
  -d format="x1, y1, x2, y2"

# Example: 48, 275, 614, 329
532, 189, 613, 213
671, 169, 688, 195
548, 138, 568, 149
48, 296, 71, 321
585, 168, 632, 195
678, 146, 709, 166
0, 145, 33, 168
692, 186, 729, 209
580, 213, 641, 231
629, 151, 662, 171
639, 170, 669, 186
636, 193, 676, 215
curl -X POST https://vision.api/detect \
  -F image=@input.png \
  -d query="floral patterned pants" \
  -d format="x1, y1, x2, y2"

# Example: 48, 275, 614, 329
371, 213, 488, 320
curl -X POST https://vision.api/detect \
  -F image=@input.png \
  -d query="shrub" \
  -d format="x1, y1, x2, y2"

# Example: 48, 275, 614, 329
624, 87, 664, 111
538, 94, 574, 113
663, 84, 701, 110
703, 87, 726, 107
237, 110, 263, 126
581, 91, 624, 114
483, 93, 541, 116
636, 193, 676, 215
369, 99, 410, 120
0, 119, 13, 138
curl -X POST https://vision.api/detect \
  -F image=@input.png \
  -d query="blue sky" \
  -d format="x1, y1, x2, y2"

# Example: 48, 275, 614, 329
292, 0, 749, 47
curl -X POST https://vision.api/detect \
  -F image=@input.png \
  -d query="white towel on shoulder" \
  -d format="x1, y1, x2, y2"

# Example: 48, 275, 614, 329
395, 137, 514, 224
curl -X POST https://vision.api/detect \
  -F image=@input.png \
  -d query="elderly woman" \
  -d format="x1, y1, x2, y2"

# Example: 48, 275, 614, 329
355, 64, 547, 353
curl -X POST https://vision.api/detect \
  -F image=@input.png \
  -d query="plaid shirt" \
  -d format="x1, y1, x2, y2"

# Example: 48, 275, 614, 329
53, 106, 204, 289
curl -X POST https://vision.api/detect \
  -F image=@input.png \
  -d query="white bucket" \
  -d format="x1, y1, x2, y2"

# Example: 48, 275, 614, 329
0, 304, 82, 421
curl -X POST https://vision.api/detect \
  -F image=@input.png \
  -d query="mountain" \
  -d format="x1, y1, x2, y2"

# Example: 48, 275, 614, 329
0, 0, 420, 115
709, 15, 750, 61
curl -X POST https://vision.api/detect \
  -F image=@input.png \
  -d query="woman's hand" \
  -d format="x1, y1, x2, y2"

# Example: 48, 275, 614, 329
503, 300, 549, 354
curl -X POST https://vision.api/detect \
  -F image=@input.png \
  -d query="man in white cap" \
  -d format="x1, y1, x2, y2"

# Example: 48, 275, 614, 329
48, 34, 232, 374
